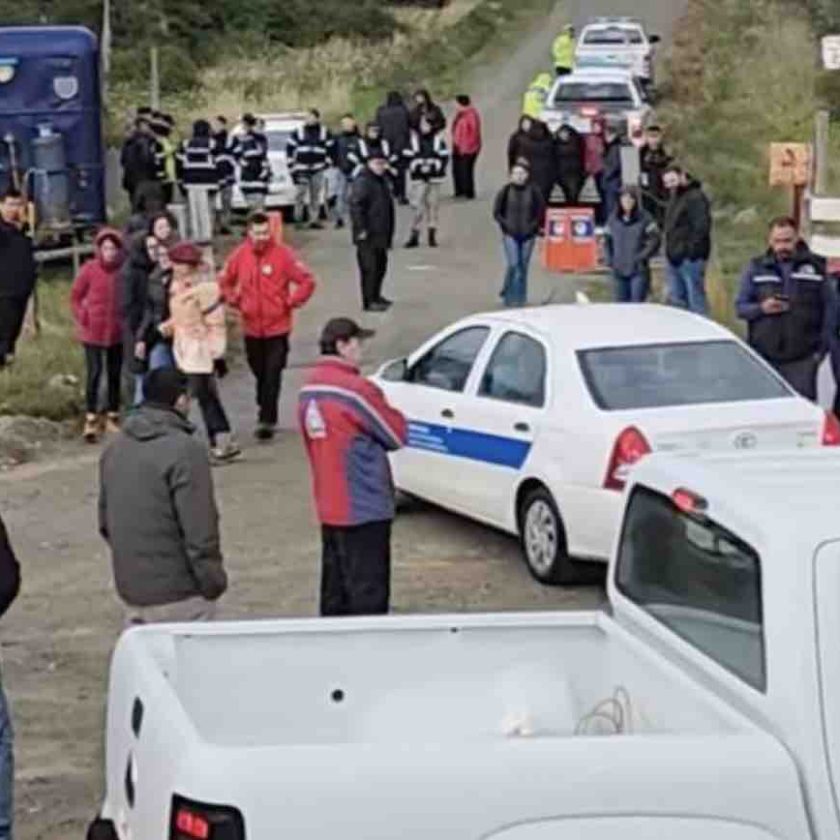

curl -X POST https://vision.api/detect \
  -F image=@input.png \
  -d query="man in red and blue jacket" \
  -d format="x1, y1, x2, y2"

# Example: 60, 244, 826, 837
298, 318, 407, 616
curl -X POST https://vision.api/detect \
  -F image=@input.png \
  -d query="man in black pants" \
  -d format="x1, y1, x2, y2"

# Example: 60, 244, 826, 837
350, 152, 395, 313
298, 318, 407, 616
0, 189, 36, 368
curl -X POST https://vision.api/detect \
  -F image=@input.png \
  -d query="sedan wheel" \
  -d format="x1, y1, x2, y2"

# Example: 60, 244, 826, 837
519, 486, 572, 585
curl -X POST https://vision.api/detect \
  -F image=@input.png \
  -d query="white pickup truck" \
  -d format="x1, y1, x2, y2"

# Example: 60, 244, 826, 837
90, 449, 840, 840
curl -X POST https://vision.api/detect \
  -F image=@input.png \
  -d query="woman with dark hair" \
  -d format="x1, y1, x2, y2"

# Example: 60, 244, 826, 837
409, 88, 446, 134
604, 186, 661, 303
507, 115, 533, 171
71, 229, 126, 442
513, 119, 556, 206
451, 94, 482, 199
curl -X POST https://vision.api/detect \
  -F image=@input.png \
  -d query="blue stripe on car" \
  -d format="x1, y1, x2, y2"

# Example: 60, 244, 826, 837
407, 421, 531, 469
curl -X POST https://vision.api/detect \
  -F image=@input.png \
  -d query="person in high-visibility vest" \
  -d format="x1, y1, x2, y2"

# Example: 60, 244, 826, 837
552, 24, 576, 76
522, 72, 554, 120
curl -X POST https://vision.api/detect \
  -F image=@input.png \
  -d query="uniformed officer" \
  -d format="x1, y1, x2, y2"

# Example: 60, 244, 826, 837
736, 216, 837, 400
234, 113, 270, 211
286, 109, 335, 229
522, 72, 554, 120
176, 120, 220, 241
552, 24, 576, 76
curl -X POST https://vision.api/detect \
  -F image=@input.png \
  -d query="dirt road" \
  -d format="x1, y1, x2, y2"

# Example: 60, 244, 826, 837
2, 2, 686, 835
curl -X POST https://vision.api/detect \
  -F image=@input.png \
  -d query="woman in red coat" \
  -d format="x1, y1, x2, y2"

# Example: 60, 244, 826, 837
70, 228, 126, 442
451, 94, 482, 200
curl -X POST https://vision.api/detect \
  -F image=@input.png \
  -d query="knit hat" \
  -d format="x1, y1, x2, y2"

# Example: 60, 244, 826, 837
168, 241, 203, 267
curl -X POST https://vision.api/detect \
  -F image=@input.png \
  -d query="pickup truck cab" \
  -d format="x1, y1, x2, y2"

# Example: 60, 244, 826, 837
575, 16, 661, 89
90, 450, 840, 839
541, 67, 651, 143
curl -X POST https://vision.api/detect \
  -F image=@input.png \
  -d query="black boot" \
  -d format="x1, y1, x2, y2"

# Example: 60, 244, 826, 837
428, 228, 438, 248
405, 230, 420, 248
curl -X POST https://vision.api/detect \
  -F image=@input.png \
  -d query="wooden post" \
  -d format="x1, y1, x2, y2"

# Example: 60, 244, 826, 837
793, 183, 805, 229
815, 110, 830, 195
149, 46, 160, 111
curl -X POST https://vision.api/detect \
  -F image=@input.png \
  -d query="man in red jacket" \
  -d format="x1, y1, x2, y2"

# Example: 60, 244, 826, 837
219, 211, 316, 440
298, 318, 407, 616
451, 94, 482, 200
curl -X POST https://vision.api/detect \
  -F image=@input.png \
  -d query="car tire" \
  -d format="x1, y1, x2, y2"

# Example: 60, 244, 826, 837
519, 486, 575, 585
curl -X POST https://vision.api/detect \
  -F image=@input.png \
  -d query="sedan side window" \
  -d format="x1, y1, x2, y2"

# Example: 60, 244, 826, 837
479, 332, 547, 407
409, 326, 490, 392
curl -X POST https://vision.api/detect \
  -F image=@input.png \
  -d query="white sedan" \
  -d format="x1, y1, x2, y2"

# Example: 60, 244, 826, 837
373, 304, 839, 584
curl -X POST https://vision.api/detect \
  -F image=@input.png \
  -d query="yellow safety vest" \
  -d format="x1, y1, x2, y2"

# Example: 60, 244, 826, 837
552, 32, 575, 70
522, 75, 552, 118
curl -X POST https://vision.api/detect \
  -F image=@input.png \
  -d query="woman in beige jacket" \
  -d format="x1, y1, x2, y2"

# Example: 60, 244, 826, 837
160, 241, 240, 463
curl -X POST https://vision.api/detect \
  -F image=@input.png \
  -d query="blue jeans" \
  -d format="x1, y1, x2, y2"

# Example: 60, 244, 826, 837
134, 342, 175, 405
501, 235, 536, 307
612, 269, 649, 303
666, 258, 708, 315
0, 681, 13, 840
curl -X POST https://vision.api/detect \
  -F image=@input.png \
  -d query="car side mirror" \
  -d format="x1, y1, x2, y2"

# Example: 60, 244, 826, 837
649, 34, 661, 44
380, 358, 409, 382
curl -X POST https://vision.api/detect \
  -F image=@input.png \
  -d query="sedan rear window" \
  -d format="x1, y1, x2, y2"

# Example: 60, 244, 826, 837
578, 340, 792, 410
552, 82, 633, 105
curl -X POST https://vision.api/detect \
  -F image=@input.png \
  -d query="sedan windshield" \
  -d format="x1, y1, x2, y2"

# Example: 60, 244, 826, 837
552, 82, 633, 105
578, 340, 793, 410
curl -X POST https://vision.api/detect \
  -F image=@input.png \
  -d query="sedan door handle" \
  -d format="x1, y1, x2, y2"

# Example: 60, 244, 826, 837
441, 409, 455, 419
514, 422, 531, 433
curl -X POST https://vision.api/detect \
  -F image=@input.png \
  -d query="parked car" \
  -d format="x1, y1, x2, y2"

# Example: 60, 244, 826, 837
89, 448, 840, 839
541, 67, 651, 145
575, 16, 661, 90
371, 304, 839, 582
230, 112, 307, 217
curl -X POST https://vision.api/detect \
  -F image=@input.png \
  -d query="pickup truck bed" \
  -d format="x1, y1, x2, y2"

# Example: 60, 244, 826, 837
104, 611, 809, 839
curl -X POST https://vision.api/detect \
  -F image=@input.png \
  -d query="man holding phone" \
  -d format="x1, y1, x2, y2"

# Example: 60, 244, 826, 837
736, 216, 836, 400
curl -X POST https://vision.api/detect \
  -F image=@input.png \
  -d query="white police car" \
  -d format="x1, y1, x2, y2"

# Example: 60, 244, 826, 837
373, 304, 838, 584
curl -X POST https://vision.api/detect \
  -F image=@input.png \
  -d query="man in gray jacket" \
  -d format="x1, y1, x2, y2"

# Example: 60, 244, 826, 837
99, 368, 227, 624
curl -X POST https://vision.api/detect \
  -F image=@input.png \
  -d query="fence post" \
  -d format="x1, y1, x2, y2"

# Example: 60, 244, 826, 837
815, 110, 830, 195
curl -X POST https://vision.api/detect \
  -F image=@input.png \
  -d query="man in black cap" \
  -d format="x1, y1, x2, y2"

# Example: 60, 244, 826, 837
349, 151, 395, 312
298, 318, 407, 616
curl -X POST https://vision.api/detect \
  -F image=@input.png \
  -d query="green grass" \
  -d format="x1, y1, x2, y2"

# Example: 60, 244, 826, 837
657, 0, 824, 330
0, 274, 86, 420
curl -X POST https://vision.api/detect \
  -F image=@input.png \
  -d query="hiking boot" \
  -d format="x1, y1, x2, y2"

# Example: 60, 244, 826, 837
105, 412, 121, 434
428, 228, 438, 248
254, 422, 276, 441
405, 230, 420, 249
83, 413, 100, 444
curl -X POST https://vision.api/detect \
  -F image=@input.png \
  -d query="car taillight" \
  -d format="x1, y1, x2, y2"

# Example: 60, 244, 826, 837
671, 487, 708, 516
580, 106, 600, 117
171, 796, 244, 840
822, 411, 840, 446
604, 426, 651, 490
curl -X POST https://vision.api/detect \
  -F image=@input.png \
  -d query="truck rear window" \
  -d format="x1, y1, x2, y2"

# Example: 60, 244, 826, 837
552, 82, 633, 105
616, 486, 766, 691
578, 340, 792, 410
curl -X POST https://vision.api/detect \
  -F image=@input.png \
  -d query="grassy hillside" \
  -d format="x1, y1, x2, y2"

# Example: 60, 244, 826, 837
657, 0, 828, 326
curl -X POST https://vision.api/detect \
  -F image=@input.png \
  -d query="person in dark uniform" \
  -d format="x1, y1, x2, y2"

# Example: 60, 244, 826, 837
736, 216, 837, 400
349, 151, 395, 312
375, 91, 412, 205
298, 318, 407, 616
0, 189, 36, 367
639, 124, 673, 227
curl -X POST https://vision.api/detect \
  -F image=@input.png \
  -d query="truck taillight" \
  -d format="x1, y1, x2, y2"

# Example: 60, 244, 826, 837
580, 106, 600, 117
171, 796, 244, 840
822, 411, 840, 446
604, 426, 651, 490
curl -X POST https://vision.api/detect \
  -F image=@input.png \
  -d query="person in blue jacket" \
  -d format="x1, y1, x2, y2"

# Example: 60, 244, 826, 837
736, 216, 837, 400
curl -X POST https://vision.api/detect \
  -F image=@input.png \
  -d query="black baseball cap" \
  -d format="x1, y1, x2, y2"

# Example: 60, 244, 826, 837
320, 317, 375, 347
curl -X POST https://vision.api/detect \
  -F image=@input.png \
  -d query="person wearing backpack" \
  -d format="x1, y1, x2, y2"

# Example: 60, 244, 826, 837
492, 160, 545, 307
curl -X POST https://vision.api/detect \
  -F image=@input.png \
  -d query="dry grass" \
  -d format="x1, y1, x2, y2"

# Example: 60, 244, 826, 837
659, 0, 821, 328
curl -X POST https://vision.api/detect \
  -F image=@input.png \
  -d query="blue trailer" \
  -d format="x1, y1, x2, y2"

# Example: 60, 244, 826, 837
0, 26, 105, 237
